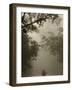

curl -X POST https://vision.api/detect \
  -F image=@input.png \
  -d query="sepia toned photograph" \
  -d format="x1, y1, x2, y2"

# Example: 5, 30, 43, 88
21, 12, 63, 77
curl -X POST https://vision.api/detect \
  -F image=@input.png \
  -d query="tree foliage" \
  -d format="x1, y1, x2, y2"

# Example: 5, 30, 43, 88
21, 13, 59, 33
22, 31, 39, 76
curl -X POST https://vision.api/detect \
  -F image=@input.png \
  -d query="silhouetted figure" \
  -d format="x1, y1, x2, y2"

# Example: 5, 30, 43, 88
42, 70, 46, 76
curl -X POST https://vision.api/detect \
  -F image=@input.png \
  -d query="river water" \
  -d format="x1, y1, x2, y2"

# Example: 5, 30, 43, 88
29, 47, 63, 76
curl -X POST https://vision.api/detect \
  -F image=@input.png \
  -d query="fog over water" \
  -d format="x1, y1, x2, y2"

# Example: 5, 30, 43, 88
30, 48, 63, 76
26, 16, 63, 76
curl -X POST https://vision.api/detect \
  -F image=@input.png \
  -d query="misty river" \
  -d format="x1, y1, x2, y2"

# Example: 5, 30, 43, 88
28, 47, 63, 76
22, 14, 63, 77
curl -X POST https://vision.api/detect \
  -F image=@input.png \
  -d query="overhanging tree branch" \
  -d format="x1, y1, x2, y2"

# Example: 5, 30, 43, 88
22, 17, 49, 29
